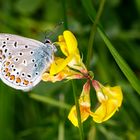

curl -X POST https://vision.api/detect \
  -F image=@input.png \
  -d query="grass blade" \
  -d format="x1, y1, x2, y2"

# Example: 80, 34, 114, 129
82, 0, 140, 94
30, 93, 70, 110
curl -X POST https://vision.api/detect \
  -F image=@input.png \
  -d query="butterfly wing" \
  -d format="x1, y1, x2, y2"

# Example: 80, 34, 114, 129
0, 34, 54, 91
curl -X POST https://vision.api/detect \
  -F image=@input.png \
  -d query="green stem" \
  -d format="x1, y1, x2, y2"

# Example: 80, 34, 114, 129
72, 80, 84, 140
61, 0, 84, 139
86, 0, 106, 69
58, 94, 65, 140
61, 0, 68, 29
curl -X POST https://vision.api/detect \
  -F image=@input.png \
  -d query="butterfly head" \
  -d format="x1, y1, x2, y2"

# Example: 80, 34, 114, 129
44, 39, 57, 53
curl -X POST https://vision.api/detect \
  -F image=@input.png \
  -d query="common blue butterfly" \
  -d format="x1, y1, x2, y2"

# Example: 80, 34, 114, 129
0, 34, 56, 91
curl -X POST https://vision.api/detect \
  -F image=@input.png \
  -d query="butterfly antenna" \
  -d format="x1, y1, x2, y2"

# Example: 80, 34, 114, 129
45, 21, 64, 39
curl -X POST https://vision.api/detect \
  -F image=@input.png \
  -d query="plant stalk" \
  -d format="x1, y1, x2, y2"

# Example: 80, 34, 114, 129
72, 80, 84, 140
86, 0, 106, 69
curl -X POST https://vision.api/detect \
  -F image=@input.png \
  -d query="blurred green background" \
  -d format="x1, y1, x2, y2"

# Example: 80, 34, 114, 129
0, 0, 140, 140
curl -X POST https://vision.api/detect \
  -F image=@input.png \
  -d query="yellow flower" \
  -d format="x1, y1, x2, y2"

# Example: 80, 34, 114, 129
51, 30, 87, 74
42, 60, 83, 82
41, 30, 123, 126
91, 81, 123, 123
42, 30, 87, 82
68, 81, 91, 127
68, 80, 123, 127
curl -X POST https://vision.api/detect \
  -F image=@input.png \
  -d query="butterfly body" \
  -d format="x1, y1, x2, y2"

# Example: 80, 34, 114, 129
0, 34, 56, 91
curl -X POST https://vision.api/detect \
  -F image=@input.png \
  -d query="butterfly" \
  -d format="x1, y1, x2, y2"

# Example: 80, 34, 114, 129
0, 33, 56, 91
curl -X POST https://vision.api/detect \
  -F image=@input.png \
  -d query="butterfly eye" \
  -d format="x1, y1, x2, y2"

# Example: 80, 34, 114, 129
45, 39, 51, 44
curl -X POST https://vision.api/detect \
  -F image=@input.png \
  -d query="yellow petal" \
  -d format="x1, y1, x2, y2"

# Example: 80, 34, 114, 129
56, 30, 87, 72
42, 72, 65, 82
90, 85, 123, 123
67, 54, 86, 71
102, 86, 123, 107
79, 81, 91, 105
57, 31, 79, 56
58, 35, 65, 42
68, 105, 90, 127
90, 104, 106, 123
58, 35, 69, 56
50, 56, 73, 75
42, 66, 84, 82
68, 81, 91, 127
90, 99, 118, 123
63, 30, 79, 55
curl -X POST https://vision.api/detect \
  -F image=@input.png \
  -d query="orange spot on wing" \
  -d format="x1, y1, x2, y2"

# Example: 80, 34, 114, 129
8, 56, 12, 59
5, 61, 10, 66
16, 77, 21, 83
23, 79, 29, 85
10, 75, 15, 81
5, 68, 9, 72
6, 72, 10, 77
2, 55, 5, 59
0, 50, 2, 55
